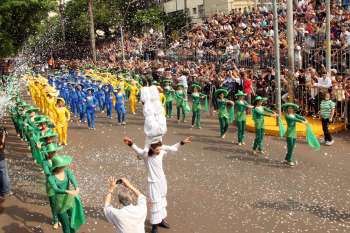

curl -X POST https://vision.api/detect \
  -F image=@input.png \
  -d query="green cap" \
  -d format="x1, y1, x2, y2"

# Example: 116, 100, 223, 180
39, 131, 58, 140
51, 155, 73, 170
254, 96, 267, 103
25, 106, 40, 114
152, 81, 159, 85
215, 88, 228, 97
176, 83, 184, 88
282, 102, 299, 111
163, 79, 173, 84
44, 143, 63, 154
192, 83, 201, 90
235, 90, 246, 97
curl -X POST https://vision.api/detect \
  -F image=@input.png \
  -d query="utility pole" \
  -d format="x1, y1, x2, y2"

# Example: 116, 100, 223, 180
272, 0, 281, 115
59, 0, 66, 50
120, 26, 125, 61
286, 0, 295, 101
184, 0, 188, 26
325, 0, 331, 75
88, 0, 97, 63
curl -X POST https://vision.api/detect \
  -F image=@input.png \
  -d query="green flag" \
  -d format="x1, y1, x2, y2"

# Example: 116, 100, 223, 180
306, 123, 320, 150
278, 116, 286, 138
204, 96, 209, 112
229, 106, 235, 123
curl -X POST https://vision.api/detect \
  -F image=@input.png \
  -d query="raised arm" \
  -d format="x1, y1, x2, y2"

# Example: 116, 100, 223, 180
65, 168, 78, 189
123, 136, 146, 159
163, 136, 192, 155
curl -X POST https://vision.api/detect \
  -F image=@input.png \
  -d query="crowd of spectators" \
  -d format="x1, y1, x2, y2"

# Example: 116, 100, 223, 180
52, 0, 350, 124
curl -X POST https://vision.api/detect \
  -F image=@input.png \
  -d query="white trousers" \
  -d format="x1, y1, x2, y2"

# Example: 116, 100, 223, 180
148, 179, 167, 224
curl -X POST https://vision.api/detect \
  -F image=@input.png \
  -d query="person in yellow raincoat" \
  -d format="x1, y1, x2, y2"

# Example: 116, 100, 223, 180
128, 80, 139, 115
54, 98, 70, 146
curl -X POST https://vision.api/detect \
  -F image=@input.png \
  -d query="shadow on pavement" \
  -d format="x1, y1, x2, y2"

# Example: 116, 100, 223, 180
252, 199, 350, 222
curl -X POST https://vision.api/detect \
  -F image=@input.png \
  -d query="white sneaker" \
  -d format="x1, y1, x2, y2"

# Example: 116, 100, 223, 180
319, 138, 325, 144
325, 140, 334, 146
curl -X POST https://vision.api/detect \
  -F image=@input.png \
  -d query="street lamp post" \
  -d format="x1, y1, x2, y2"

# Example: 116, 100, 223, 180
286, 0, 295, 101
325, 0, 331, 74
272, 0, 281, 115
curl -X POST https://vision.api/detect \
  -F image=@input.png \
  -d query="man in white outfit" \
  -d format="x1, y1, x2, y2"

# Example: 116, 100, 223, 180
104, 177, 147, 233
123, 136, 192, 233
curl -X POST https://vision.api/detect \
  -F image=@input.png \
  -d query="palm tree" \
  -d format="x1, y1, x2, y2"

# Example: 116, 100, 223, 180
88, 0, 96, 63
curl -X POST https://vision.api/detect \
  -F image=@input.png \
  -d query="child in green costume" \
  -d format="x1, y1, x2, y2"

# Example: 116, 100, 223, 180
252, 96, 277, 156
235, 91, 253, 145
215, 89, 234, 138
191, 84, 207, 129
48, 155, 86, 233
175, 84, 186, 122
163, 80, 174, 118
41, 143, 63, 229
282, 103, 307, 167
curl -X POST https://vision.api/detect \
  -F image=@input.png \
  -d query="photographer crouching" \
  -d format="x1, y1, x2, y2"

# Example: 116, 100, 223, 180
104, 177, 147, 233
0, 126, 12, 198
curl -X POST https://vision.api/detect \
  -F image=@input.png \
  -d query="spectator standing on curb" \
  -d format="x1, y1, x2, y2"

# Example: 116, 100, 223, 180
0, 126, 12, 198
320, 93, 336, 145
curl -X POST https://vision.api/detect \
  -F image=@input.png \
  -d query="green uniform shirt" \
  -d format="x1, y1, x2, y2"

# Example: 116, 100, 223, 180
320, 100, 335, 119
165, 86, 174, 102
218, 98, 228, 118
236, 100, 249, 122
285, 114, 305, 138
253, 106, 274, 129
175, 91, 185, 107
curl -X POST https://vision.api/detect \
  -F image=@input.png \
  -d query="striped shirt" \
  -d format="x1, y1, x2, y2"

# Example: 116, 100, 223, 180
320, 100, 335, 119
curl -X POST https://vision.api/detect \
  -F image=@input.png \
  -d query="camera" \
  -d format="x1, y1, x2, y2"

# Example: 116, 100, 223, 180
116, 179, 123, 185
0, 127, 8, 135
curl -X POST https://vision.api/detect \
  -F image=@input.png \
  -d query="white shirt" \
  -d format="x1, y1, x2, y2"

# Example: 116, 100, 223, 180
104, 195, 147, 233
132, 143, 180, 183
178, 75, 188, 88
315, 77, 332, 88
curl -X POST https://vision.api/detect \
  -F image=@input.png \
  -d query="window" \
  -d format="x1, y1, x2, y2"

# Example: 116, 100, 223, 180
192, 7, 197, 14
198, 4, 205, 18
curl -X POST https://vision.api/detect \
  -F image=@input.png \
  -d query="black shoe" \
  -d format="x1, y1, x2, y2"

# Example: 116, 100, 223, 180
159, 219, 170, 229
151, 225, 158, 233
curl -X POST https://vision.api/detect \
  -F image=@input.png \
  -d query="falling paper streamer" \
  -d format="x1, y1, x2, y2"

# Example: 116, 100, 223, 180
278, 116, 286, 138
306, 123, 320, 150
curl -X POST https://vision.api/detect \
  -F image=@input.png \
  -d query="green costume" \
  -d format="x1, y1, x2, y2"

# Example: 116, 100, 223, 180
42, 143, 63, 225
191, 90, 206, 128
48, 156, 86, 233
175, 88, 186, 122
215, 89, 232, 137
236, 100, 249, 143
252, 104, 274, 152
235, 91, 249, 143
282, 103, 305, 163
164, 83, 174, 118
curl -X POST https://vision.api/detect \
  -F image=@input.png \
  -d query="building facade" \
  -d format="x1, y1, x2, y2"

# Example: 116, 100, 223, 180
163, 0, 258, 23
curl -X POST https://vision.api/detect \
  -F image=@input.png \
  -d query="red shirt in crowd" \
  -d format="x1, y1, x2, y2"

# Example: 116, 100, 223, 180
244, 79, 252, 95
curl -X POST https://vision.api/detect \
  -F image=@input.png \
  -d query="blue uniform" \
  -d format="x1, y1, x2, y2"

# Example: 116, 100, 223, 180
114, 91, 126, 124
103, 85, 114, 118
85, 94, 97, 129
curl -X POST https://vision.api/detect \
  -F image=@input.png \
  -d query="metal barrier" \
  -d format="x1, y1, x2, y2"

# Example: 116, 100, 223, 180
293, 84, 347, 123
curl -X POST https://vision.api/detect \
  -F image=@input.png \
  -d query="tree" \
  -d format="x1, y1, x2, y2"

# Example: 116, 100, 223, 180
132, 7, 165, 32
0, 0, 55, 58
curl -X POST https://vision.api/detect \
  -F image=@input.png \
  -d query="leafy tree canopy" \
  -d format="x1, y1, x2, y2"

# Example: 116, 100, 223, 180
0, 0, 55, 58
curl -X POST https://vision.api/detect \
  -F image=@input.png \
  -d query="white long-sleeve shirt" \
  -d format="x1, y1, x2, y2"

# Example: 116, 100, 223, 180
104, 195, 147, 233
131, 143, 181, 183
